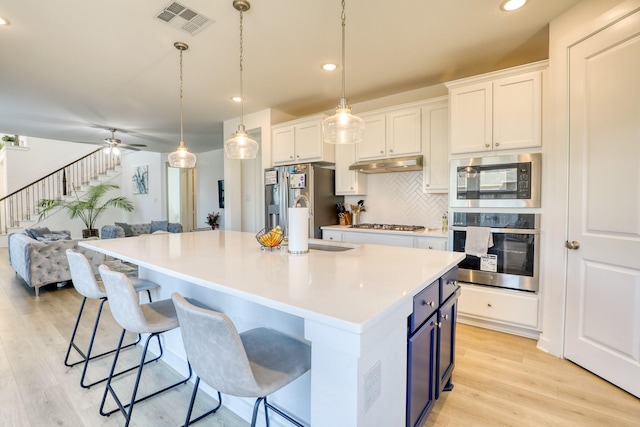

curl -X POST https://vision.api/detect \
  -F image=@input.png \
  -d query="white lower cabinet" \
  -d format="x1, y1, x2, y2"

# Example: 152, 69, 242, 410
342, 232, 414, 248
322, 230, 343, 241
457, 283, 539, 336
414, 237, 447, 251
322, 229, 448, 250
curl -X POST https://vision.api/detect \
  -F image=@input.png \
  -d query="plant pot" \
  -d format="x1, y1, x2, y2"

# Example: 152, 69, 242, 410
82, 229, 99, 238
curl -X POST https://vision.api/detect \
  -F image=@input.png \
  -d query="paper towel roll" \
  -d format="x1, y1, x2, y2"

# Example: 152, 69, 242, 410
288, 207, 309, 254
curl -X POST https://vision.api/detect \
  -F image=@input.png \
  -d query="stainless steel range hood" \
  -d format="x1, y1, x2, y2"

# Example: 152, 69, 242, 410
348, 155, 423, 174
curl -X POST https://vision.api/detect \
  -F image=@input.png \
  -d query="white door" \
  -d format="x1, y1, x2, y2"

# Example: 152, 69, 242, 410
565, 8, 640, 398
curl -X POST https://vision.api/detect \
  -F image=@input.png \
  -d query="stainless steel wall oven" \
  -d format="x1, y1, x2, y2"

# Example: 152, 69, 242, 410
449, 212, 540, 292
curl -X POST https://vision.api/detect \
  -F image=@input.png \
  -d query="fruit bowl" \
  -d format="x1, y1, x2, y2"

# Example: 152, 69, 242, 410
255, 227, 284, 250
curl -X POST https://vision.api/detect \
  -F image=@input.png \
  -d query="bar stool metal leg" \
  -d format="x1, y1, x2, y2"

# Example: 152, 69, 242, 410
182, 376, 222, 427
64, 290, 156, 388
99, 328, 193, 427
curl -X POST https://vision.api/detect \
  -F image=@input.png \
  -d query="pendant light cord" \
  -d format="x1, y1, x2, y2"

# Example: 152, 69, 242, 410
341, 0, 346, 101
239, 9, 245, 125
179, 47, 185, 146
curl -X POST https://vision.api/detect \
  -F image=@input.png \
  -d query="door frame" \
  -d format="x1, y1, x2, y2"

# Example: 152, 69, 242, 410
538, 0, 640, 357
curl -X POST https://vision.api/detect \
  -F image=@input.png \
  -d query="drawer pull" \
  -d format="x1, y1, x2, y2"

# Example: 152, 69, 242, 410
487, 303, 492, 308
447, 280, 458, 286
441, 314, 449, 320
421, 300, 435, 307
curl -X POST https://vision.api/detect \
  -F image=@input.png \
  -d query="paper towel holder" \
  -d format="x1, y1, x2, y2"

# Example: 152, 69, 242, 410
293, 194, 313, 217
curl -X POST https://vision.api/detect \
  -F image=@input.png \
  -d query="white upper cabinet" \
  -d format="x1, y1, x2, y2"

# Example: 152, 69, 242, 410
356, 106, 422, 161
335, 143, 367, 195
493, 72, 542, 151
271, 114, 334, 166
387, 107, 422, 157
447, 61, 546, 155
356, 113, 386, 160
421, 98, 449, 193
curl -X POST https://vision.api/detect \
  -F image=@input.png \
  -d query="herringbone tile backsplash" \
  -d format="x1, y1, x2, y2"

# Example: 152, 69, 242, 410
344, 171, 449, 228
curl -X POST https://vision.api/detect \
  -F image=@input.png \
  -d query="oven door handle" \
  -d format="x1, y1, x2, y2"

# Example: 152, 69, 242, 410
450, 226, 539, 235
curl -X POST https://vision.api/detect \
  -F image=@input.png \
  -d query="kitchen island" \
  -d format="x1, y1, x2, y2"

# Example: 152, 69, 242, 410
80, 231, 463, 427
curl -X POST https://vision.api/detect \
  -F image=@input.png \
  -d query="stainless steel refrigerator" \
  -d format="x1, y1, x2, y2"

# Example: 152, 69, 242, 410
264, 164, 344, 238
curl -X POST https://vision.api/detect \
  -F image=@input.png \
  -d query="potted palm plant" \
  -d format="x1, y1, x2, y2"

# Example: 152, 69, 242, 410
39, 183, 134, 238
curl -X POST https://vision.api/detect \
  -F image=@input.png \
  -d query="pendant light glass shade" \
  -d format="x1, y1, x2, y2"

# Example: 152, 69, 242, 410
225, 125, 259, 159
322, 0, 364, 144
168, 42, 197, 168
322, 98, 365, 144
225, 0, 258, 160
168, 142, 197, 168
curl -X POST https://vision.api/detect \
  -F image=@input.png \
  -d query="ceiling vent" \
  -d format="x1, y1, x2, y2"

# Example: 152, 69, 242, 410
155, 2, 213, 35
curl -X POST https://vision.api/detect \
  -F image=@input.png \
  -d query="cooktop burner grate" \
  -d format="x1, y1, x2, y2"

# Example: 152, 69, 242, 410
350, 223, 425, 232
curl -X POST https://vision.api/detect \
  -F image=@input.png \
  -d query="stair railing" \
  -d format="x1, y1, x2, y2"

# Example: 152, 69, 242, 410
0, 149, 121, 234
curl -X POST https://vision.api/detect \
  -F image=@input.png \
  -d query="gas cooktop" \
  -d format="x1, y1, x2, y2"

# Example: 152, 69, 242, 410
350, 223, 426, 232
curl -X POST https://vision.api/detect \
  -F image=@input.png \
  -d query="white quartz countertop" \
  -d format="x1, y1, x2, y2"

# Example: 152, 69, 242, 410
321, 224, 449, 238
80, 231, 462, 334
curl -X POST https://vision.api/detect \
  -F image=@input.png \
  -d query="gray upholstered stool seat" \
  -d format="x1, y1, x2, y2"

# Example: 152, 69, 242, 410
172, 292, 311, 427
64, 249, 159, 389
98, 265, 192, 427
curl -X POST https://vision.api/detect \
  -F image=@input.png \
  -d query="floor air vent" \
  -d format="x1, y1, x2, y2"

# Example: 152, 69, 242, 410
155, 1, 213, 35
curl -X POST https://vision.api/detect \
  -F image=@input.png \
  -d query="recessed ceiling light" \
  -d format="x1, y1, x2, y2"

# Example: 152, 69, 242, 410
231, 96, 243, 103
501, 0, 527, 11
322, 63, 337, 71
0, 17, 9, 26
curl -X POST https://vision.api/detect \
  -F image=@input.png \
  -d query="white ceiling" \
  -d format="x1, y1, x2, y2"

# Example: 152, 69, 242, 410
0, 0, 581, 153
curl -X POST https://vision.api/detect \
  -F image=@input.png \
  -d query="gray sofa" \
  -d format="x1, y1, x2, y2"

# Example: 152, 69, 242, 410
100, 220, 183, 239
8, 229, 104, 296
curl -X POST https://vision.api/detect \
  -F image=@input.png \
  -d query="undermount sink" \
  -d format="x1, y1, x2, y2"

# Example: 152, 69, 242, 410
307, 241, 358, 252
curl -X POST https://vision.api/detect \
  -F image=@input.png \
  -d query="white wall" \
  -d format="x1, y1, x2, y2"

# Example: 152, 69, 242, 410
2, 137, 96, 196
223, 109, 274, 232
539, 0, 630, 356
195, 149, 225, 229
119, 151, 167, 224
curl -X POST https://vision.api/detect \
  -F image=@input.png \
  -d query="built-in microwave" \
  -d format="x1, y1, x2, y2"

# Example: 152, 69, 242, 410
450, 153, 541, 208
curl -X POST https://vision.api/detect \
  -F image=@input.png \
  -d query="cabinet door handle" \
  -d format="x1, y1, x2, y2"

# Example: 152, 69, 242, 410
447, 280, 457, 286
436, 322, 442, 328
485, 143, 490, 148
428, 246, 433, 249
380, 150, 384, 154
441, 314, 449, 321
421, 300, 435, 307
495, 142, 500, 147
487, 303, 492, 308
389, 149, 394, 153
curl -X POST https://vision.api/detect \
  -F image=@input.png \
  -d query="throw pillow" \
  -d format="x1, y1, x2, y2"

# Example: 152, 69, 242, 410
150, 220, 168, 233
114, 222, 134, 237
28, 226, 52, 239
38, 233, 71, 242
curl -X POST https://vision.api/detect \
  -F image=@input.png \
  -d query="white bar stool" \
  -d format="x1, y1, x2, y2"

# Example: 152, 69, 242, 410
98, 264, 192, 427
64, 249, 159, 389
172, 292, 311, 427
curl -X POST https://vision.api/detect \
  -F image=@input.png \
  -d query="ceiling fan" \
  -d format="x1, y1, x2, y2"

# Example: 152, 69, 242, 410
102, 128, 147, 154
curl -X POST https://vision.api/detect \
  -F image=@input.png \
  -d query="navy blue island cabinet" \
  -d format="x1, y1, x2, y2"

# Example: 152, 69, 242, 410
407, 266, 459, 427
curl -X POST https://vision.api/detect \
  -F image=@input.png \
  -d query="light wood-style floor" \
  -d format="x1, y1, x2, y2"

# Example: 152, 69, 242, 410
0, 248, 637, 426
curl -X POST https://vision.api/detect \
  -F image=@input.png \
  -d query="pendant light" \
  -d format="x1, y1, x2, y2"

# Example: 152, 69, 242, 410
321, 0, 364, 144
224, 0, 259, 160
168, 42, 197, 168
